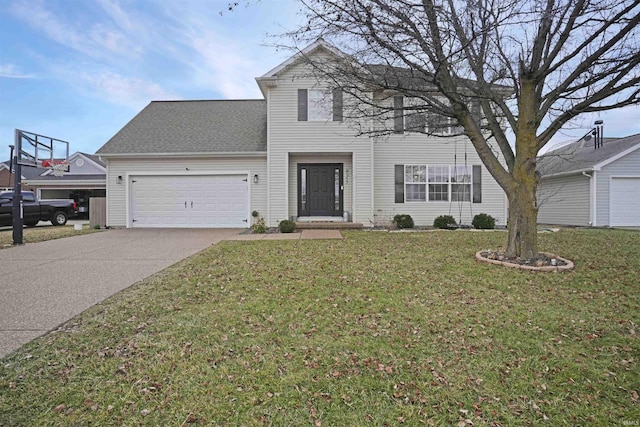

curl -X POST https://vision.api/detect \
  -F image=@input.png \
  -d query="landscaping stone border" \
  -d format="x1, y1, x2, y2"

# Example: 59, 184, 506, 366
475, 251, 574, 272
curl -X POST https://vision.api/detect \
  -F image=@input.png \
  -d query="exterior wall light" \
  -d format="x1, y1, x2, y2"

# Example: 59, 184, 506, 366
253, 174, 259, 184
117, 176, 123, 184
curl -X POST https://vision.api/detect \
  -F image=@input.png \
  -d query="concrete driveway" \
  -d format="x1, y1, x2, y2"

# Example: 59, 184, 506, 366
0, 228, 241, 358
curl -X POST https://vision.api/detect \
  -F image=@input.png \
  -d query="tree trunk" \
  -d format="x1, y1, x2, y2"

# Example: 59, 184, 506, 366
505, 182, 539, 259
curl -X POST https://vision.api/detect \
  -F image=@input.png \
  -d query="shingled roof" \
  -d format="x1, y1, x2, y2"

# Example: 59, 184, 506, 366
537, 133, 640, 177
96, 100, 267, 155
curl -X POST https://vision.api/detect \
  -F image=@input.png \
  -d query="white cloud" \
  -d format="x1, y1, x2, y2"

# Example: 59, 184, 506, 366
78, 69, 181, 109
0, 64, 35, 79
188, 32, 264, 99
9, 0, 142, 60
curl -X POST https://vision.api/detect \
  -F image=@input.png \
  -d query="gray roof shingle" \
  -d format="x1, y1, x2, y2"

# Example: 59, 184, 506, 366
96, 100, 267, 155
80, 152, 105, 167
537, 133, 640, 176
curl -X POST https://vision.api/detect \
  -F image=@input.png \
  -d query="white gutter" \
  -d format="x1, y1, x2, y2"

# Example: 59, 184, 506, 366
23, 179, 106, 186
97, 151, 268, 159
540, 168, 593, 180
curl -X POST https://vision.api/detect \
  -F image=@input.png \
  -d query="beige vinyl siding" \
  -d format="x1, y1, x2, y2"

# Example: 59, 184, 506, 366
104, 156, 267, 227
266, 58, 373, 226
374, 136, 506, 226
288, 154, 353, 219
595, 148, 640, 226
537, 174, 591, 226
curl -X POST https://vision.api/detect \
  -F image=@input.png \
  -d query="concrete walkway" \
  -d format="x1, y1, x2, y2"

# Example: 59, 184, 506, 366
227, 229, 343, 240
0, 228, 344, 358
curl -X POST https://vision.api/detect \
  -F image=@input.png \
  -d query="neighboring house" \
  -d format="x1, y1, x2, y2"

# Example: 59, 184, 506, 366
2, 152, 106, 219
0, 161, 38, 192
96, 39, 507, 229
537, 133, 640, 227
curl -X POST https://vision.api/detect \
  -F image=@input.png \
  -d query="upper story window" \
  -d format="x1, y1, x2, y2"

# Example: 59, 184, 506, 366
394, 96, 465, 135
298, 88, 343, 122
308, 89, 333, 121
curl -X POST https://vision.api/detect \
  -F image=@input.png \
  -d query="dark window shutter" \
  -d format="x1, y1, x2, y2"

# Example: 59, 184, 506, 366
472, 165, 482, 203
298, 89, 308, 121
395, 164, 405, 203
333, 88, 343, 121
393, 96, 404, 133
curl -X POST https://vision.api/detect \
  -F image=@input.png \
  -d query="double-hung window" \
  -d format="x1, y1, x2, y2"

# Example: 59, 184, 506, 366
298, 88, 343, 121
451, 165, 471, 201
395, 96, 463, 135
404, 165, 426, 202
308, 89, 333, 121
395, 163, 482, 204
428, 165, 450, 201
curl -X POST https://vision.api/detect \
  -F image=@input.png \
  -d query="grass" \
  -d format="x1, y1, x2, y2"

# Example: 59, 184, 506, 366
0, 225, 100, 248
1, 229, 638, 426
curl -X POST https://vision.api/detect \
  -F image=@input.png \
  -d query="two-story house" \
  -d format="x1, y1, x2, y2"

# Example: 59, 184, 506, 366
96, 39, 506, 228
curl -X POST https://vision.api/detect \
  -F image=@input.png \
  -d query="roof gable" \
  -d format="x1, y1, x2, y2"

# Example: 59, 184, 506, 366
538, 133, 640, 176
259, 38, 346, 79
41, 152, 106, 176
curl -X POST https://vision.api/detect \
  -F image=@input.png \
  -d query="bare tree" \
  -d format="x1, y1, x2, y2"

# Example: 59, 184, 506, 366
279, 0, 640, 259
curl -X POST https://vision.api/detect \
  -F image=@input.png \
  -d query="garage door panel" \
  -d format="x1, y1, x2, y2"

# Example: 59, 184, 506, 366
130, 175, 249, 228
610, 177, 640, 226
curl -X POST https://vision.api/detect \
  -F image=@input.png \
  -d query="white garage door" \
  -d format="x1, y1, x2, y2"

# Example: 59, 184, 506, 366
130, 175, 249, 228
610, 177, 640, 226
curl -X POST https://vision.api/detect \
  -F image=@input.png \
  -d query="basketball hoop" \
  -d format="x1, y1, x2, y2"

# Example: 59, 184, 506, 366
41, 160, 70, 177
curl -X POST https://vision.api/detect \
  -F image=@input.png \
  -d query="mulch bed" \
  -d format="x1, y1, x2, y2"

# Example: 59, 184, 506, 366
476, 250, 574, 272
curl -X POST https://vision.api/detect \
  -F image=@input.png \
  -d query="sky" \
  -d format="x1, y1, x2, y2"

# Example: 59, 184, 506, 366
0, 0, 638, 163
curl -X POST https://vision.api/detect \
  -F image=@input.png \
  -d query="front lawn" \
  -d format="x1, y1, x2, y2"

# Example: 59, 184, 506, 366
1, 229, 638, 425
0, 225, 99, 248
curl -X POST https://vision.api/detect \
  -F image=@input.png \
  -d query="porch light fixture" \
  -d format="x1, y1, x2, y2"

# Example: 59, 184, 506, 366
253, 174, 259, 184
117, 175, 123, 184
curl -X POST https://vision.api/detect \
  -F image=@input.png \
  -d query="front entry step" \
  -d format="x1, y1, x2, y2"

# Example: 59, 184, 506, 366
295, 221, 363, 230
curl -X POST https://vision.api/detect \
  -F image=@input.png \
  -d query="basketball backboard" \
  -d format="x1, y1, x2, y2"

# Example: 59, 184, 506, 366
15, 129, 70, 172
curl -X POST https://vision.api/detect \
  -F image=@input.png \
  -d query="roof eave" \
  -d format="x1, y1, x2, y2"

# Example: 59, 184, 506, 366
23, 179, 107, 186
539, 168, 594, 179
97, 151, 268, 159
256, 77, 278, 98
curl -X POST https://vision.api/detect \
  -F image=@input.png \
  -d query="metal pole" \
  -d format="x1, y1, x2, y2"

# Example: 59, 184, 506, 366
12, 130, 23, 245
7, 145, 14, 188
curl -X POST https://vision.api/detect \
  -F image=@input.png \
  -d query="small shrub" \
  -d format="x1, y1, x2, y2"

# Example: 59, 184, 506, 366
251, 218, 267, 234
278, 219, 296, 233
93, 224, 101, 230
472, 213, 496, 230
433, 215, 457, 229
393, 214, 414, 229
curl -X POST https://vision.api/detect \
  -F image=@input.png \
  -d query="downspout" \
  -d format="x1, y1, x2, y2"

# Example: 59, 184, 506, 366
582, 171, 593, 226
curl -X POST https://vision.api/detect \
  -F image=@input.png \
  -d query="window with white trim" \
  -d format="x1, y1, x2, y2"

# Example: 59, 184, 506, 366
395, 164, 481, 204
308, 89, 333, 121
451, 165, 471, 202
428, 165, 450, 201
404, 165, 426, 202
399, 97, 463, 135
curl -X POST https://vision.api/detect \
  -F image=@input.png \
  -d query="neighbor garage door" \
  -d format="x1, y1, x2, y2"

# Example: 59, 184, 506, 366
129, 175, 249, 228
610, 177, 640, 226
